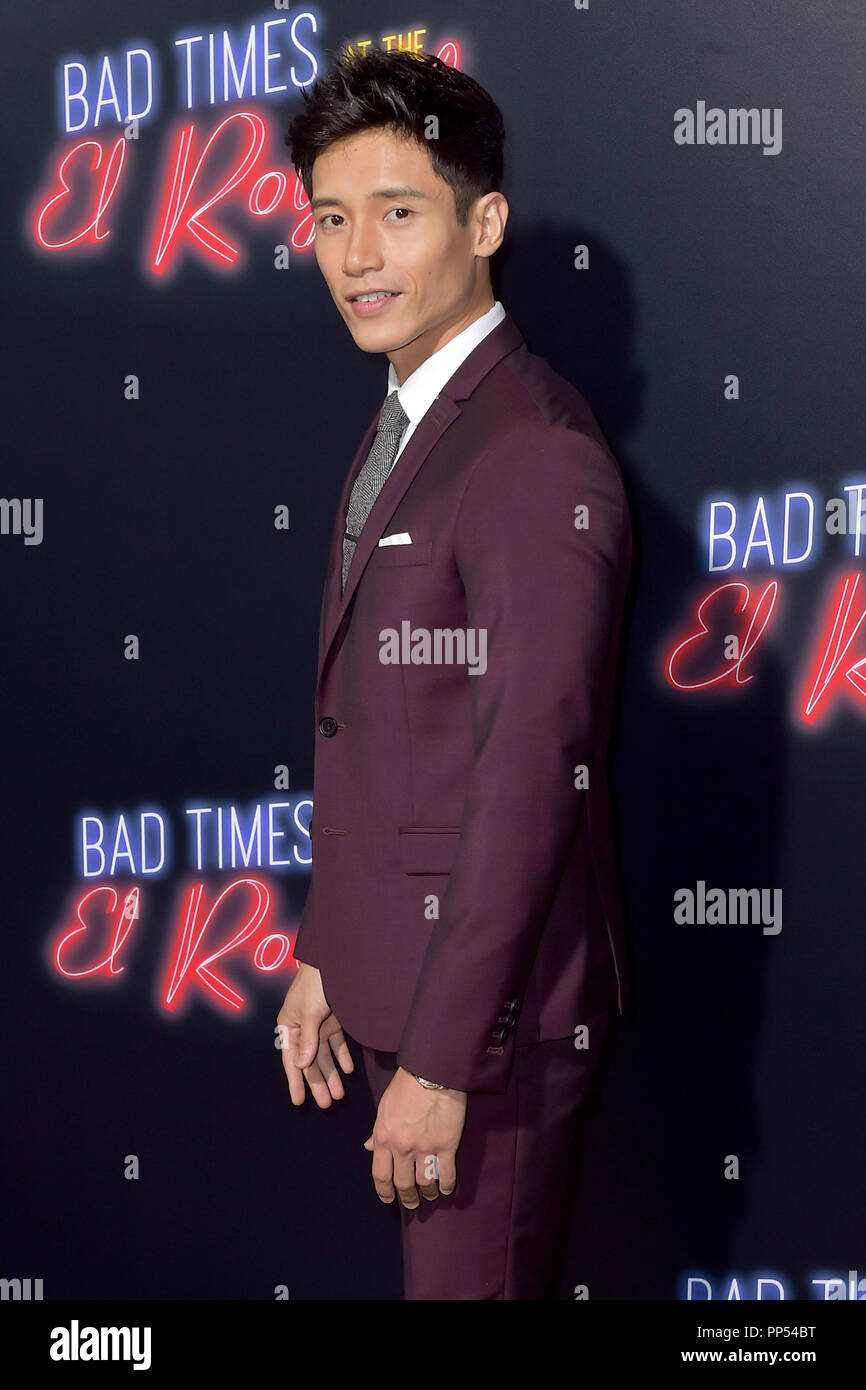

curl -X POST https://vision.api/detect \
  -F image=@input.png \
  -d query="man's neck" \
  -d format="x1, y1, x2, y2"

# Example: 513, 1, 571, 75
387, 294, 496, 386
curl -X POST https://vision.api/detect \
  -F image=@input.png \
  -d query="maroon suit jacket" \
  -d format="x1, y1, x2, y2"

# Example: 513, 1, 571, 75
292, 312, 632, 1093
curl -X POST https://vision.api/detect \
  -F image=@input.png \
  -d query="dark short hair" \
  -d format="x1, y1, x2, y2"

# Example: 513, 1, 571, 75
285, 47, 505, 226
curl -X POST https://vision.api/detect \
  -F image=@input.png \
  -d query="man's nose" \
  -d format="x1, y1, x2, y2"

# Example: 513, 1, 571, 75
343, 221, 384, 277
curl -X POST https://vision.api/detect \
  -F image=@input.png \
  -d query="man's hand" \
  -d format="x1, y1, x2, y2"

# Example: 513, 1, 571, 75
277, 962, 354, 1108
363, 1066, 467, 1208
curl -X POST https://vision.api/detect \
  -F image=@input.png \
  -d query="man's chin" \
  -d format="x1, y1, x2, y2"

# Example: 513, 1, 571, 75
345, 320, 413, 355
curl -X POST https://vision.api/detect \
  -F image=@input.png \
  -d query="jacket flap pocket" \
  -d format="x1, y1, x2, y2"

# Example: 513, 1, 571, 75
398, 827, 460, 874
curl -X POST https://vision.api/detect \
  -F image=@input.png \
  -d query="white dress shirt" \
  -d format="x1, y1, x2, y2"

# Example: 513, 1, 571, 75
384, 300, 506, 473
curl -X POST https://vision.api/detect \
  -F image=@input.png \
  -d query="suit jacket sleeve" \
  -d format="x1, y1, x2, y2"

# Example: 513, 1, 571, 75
396, 421, 630, 1093
291, 569, 335, 973
291, 876, 320, 969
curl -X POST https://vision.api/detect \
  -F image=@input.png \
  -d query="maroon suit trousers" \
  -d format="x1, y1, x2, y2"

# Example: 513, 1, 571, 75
357, 977, 617, 1300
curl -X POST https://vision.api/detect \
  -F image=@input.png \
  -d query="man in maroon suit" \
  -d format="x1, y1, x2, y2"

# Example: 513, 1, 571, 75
277, 48, 632, 1300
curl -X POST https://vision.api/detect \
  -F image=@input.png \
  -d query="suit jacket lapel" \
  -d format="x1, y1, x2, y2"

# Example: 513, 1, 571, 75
318, 313, 525, 679
317, 412, 378, 670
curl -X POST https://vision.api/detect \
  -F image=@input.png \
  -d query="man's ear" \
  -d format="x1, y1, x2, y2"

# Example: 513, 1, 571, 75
475, 191, 508, 258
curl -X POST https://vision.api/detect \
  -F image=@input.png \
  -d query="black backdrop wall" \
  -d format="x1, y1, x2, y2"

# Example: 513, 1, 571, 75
2, 0, 864, 1301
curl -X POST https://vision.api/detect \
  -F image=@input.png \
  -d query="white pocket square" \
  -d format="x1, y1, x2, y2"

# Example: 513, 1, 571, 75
378, 532, 412, 546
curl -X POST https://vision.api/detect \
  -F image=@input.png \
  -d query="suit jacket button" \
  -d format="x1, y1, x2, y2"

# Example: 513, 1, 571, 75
318, 716, 338, 737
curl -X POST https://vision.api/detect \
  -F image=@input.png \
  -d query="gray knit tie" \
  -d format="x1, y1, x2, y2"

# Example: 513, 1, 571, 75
341, 389, 409, 592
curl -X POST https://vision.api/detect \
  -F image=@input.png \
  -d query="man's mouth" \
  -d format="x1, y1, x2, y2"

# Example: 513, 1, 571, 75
347, 290, 399, 303
346, 289, 401, 318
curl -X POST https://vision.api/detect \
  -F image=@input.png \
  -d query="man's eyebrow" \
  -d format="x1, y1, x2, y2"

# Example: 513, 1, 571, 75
310, 185, 431, 211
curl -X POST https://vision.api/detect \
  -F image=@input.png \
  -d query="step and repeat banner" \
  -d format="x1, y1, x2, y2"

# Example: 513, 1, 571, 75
2, 0, 863, 1305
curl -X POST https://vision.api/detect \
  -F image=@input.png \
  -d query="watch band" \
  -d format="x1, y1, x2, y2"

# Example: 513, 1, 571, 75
413, 1073, 445, 1089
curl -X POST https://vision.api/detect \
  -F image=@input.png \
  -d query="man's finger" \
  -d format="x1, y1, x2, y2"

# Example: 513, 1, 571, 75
301, 1059, 338, 1109
329, 1029, 355, 1075
280, 1029, 307, 1106
370, 1137, 396, 1203
285, 1065, 306, 1107
436, 1150, 457, 1196
416, 1152, 440, 1201
316, 1042, 346, 1101
393, 1151, 419, 1210
296, 1020, 322, 1069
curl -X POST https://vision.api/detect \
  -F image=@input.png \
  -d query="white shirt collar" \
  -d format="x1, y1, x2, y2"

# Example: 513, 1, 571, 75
386, 300, 506, 423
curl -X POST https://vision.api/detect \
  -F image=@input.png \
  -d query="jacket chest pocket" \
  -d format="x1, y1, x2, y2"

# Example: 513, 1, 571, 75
371, 540, 433, 568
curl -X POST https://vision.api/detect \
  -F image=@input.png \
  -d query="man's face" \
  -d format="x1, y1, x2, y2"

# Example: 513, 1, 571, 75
309, 126, 501, 382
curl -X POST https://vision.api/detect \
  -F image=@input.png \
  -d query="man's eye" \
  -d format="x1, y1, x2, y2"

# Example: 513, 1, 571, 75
319, 214, 343, 228
386, 207, 413, 221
